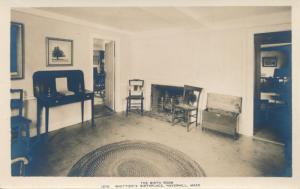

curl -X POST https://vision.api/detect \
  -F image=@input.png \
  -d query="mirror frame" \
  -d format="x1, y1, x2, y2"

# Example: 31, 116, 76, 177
11, 22, 24, 80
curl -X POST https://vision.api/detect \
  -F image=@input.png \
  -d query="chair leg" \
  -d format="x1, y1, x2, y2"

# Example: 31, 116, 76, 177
195, 109, 198, 127
172, 108, 175, 125
187, 111, 190, 132
141, 99, 144, 116
126, 99, 129, 116
129, 99, 131, 113
18, 126, 22, 145
25, 126, 30, 150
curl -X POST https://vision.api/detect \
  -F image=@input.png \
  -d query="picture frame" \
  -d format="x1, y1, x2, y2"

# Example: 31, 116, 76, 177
11, 22, 24, 80
262, 56, 277, 67
46, 37, 73, 66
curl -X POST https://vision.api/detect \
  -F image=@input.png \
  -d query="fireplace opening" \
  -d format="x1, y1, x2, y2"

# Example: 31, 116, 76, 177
149, 84, 184, 122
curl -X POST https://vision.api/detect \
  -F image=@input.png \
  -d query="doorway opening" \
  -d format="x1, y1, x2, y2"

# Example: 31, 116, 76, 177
93, 38, 115, 118
253, 31, 292, 176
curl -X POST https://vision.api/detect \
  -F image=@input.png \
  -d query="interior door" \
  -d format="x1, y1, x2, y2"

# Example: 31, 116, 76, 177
254, 31, 292, 175
104, 41, 115, 110
254, 31, 292, 135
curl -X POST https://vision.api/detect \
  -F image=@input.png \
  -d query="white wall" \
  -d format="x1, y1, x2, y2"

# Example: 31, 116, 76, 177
129, 16, 291, 136
93, 38, 105, 51
11, 10, 130, 136
10, 9, 291, 137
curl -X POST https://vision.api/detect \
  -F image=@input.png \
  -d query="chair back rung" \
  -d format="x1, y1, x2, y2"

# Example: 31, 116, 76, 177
11, 89, 24, 116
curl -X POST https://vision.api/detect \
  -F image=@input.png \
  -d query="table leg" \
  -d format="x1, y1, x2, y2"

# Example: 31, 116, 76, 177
81, 100, 84, 126
45, 107, 49, 139
36, 102, 41, 139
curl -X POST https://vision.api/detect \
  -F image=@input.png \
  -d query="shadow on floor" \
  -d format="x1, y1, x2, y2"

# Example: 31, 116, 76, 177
94, 104, 114, 118
254, 126, 284, 145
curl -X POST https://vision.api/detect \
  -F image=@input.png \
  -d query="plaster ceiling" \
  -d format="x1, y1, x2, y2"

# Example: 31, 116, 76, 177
37, 7, 290, 32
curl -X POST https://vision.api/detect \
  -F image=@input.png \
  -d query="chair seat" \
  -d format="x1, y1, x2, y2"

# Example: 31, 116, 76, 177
174, 103, 197, 111
11, 99, 23, 109
11, 116, 32, 131
127, 95, 144, 100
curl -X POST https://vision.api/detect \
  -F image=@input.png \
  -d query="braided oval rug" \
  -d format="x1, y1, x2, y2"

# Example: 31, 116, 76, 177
68, 140, 206, 177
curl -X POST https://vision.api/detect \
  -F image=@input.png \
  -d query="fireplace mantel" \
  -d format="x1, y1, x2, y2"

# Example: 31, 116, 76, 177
151, 83, 183, 89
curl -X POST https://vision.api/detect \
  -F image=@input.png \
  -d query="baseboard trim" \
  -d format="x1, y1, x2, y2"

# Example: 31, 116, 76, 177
252, 136, 285, 146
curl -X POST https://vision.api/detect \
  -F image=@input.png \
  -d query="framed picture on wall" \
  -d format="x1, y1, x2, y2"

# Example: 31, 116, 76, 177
11, 22, 24, 80
46, 37, 73, 66
262, 56, 277, 67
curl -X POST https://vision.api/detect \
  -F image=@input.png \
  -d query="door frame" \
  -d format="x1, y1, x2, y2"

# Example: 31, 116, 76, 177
240, 24, 291, 137
89, 33, 120, 112
253, 31, 291, 134
104, 40, 115, 111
